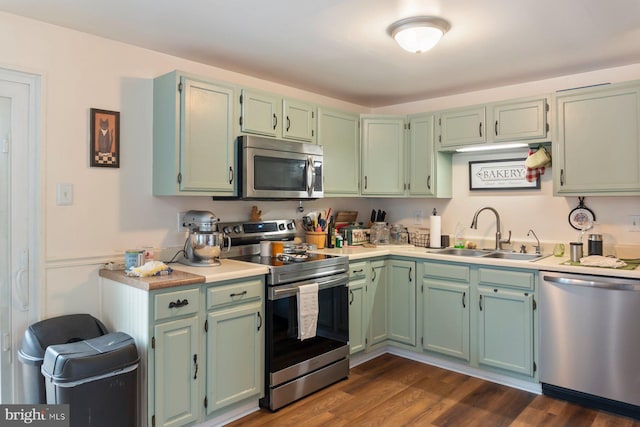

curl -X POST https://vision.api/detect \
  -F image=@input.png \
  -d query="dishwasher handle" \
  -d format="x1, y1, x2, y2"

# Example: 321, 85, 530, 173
543, 274, 640, 291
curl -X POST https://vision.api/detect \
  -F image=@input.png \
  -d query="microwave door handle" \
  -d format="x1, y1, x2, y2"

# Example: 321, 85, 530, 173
307, 156, 314, 196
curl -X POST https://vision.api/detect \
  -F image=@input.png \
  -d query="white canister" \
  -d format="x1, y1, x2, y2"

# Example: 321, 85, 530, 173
260, 241, 272, 257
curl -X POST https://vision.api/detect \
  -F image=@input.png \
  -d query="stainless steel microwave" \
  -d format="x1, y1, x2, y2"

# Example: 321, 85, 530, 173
237, 135, 323, 199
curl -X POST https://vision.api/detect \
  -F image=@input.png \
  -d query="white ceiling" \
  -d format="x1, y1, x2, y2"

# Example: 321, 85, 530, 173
2, 0, 640, 107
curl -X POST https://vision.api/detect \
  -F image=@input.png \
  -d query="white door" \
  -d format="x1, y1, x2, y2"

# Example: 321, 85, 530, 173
0, 70, 41, 404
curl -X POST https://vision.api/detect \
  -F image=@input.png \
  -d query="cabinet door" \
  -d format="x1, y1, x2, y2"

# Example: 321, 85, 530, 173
180, 77, 235, 193
477, 287, 534, 376
493, 98, 548, 142
153, 316, 201, 427
283, 98, 315, 142
361, 116, 405, 195
368, 260, 388, 345
422, 280, 470, 361
348, 278, 367, 354
439, 107, 486, 148
206, 302, 263, 413
387, 260, 416, 346
317, 107, 360, 196
408, 114, 435, 196
555, 84, 640, 194
240, 89, 279, 137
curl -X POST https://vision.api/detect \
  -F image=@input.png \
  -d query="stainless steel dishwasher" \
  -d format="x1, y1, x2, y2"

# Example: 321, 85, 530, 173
540, 271, 640, 419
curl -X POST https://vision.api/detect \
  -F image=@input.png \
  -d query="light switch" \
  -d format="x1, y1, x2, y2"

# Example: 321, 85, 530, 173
56, 183, 73, 206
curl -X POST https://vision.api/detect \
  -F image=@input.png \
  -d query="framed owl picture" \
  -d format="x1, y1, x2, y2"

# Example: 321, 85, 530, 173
90, 108, 120, 168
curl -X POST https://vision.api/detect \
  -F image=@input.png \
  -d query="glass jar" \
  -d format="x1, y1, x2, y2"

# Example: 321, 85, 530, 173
370, 222, 390, 245
389, 224, 408, 244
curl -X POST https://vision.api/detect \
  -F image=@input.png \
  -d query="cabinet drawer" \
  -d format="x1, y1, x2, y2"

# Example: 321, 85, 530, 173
349, 262, 367, 280
423, 261, 470, 282
207, 279, 263, 309
478, 268, 534, 290
154, 287, 200, 321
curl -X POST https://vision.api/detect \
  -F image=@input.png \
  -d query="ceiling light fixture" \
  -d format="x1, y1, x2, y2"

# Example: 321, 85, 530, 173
388, 16, 450, 53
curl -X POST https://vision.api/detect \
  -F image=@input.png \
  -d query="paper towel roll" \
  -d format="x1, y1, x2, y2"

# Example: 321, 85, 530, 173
430, 216, 441, 248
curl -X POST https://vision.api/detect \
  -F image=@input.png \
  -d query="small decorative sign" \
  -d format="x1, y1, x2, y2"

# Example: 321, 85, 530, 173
469, 158, 539, 190
90, 108, 120, 168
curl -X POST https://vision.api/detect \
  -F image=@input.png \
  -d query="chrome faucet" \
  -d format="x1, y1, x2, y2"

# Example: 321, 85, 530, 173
470, 207, 511, 250
527, 229, 541, 254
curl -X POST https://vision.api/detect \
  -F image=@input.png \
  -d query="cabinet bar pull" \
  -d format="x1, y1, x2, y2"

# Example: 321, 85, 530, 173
286, 116, 291, 131
427, 175, 431, 190
371, 267, 376, 282
168, 299, 188, 309
352, 269, 364, 274
364, 176, 368, 190
349, 290, 354, 305
479, 294, 483, 311
560, 169, 565, 186
479, 122, 483, 137
272, 113, 277, 130
257, 312, 262, 331
230, 290, 247, 298
462, 291, 466, 308
229, 166, 234, 184
495, 120, 499, 136
193, 354, 198, 379
408, 267, 412, 282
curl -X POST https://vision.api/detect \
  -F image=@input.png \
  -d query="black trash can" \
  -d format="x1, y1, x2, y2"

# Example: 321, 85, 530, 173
41, 332, 139, 427
17, 313, 109, 403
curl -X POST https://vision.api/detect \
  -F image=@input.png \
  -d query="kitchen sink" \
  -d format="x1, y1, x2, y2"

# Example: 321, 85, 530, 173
481, 251, 548, 261
432, 248, 548, 262
433, 248, 492, 257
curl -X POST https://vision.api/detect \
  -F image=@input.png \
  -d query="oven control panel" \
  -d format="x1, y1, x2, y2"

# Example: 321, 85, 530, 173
218, 219, 297, 242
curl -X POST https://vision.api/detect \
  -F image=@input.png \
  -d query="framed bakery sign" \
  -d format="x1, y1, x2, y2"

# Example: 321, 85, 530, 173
469, 158, 539, 190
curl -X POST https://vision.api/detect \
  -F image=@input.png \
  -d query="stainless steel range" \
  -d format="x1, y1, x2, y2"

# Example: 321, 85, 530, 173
218, 219, 350, 411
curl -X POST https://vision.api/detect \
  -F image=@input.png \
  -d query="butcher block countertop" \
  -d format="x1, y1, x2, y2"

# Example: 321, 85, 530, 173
99, 259, 269, 291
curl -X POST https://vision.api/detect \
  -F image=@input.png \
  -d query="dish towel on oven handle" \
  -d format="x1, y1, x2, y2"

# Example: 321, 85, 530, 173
297, 283, 319, 340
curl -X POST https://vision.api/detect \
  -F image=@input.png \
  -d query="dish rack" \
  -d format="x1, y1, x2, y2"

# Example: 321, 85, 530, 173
410, 230, 430, 248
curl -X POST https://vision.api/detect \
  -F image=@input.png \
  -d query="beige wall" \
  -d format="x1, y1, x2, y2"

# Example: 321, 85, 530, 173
1, 11, 638, 318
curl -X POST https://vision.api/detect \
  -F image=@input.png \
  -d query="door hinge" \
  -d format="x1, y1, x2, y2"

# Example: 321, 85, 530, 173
312, 111, 315, 119
438, 117, 441, 126
204, 319, 209, 333
177, 173, 182, 184
178, 82, 183, 93
438, 135, 441, 143
152, 415, 155, 427
151, 336, 155, 349
545, 102, 549, 112
204, 396, 208, 409
312, 129, 314, 137
533, 361, 537, 372
546, 122, 550, 132
420, 337, 423, 346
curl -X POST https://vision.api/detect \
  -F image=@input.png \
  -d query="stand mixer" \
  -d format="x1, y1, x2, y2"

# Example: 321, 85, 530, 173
179, 210, 230, 267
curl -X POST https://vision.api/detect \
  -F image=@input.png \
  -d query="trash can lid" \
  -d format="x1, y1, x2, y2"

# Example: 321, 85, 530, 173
18, 314, 108, 365
41, 332, 139, 383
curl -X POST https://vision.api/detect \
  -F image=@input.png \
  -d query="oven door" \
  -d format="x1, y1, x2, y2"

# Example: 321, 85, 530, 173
242, 141, 323, 199
265, 273, 349, 384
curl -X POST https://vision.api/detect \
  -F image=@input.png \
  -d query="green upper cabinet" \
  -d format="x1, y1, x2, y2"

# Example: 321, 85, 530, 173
153, 71, 236, 196
239, 89, 279, 137
439, 106, 486, 148
554, 82, 640, 195
361, 116, 405, 195
240, 89, 316, 143
492, 98, 548, 142
317, 107, 360, 196
408, 113, 452, 198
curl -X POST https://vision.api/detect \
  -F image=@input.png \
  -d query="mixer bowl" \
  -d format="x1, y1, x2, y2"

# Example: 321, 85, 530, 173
190, 232, 225, 260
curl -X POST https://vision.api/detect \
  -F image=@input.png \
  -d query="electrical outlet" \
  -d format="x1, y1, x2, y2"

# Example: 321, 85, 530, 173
414, 210, 423, 225
629, 215, 640, 232
177, 212, 187, 232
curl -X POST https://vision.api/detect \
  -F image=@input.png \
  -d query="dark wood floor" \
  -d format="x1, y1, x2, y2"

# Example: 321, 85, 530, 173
228, 354, 640, 426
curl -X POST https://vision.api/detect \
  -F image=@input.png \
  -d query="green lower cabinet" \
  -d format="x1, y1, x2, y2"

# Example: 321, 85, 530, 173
422, 280, 470, 361
477, 287, 534, 376
368, 260, 388, 346
387, 260, 416, 346
153, 315, 201, 427
348, 277, 367, 354
206, 301, 263, 413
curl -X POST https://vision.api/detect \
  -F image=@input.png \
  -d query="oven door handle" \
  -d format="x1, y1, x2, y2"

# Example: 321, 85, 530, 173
268, 272, 349, 300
